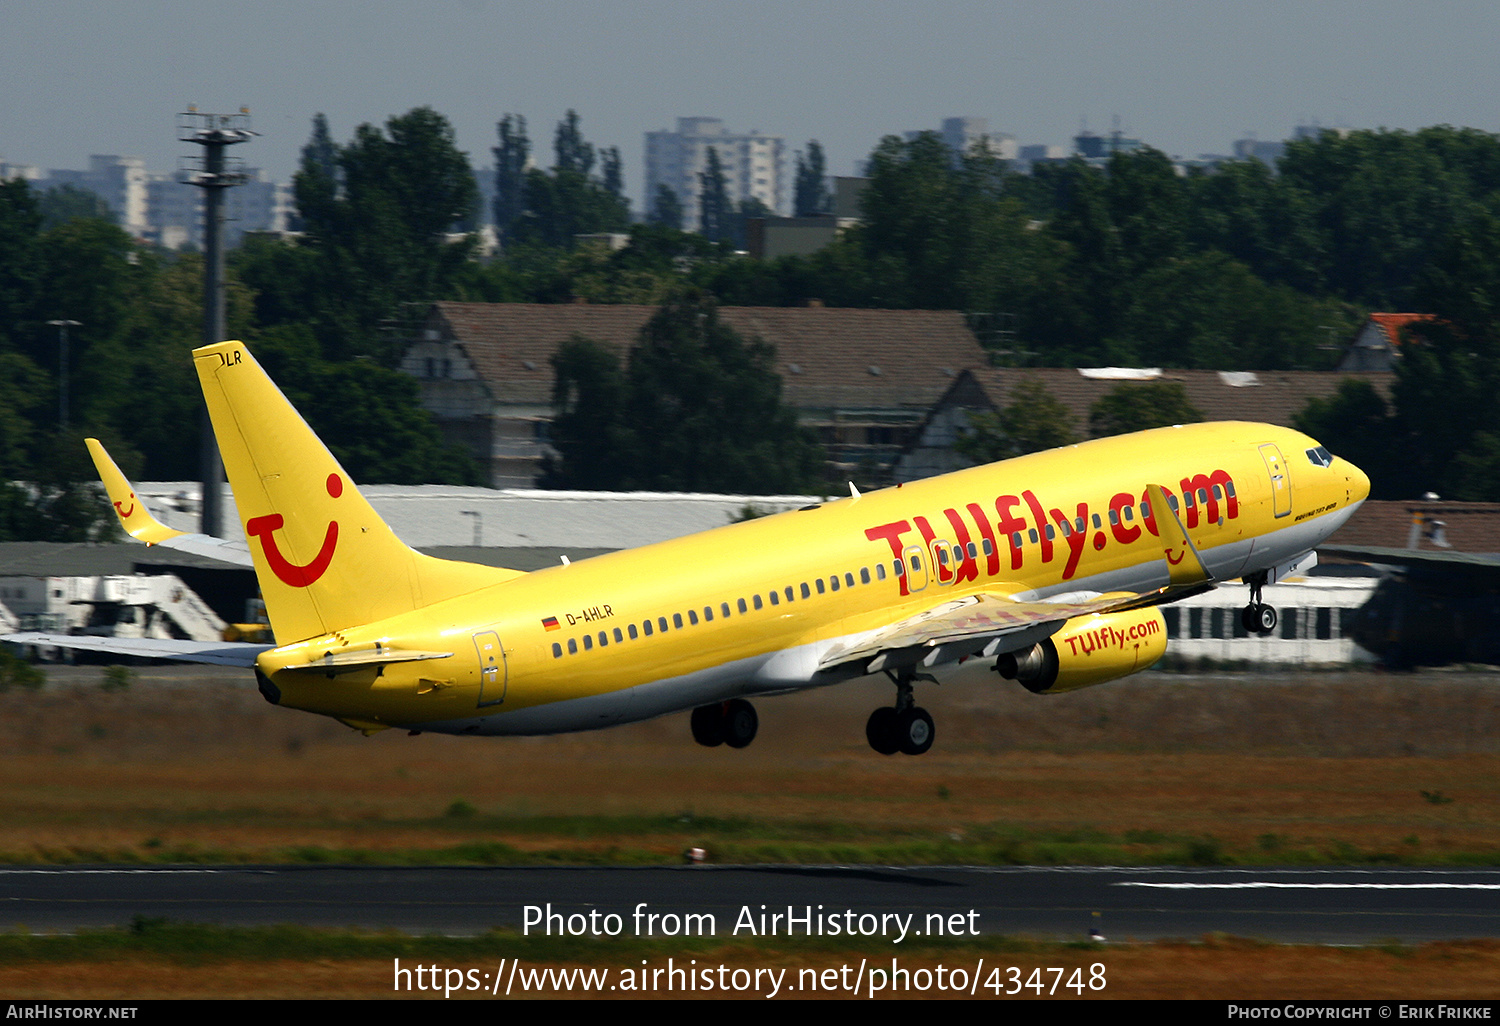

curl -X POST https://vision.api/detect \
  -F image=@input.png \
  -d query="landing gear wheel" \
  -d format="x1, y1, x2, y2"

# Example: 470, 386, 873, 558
1255, 603, 1277, 635
1242, 602, 1277, 635
690, 704, 725, 747
866, 706, 900, 755
897, 707, 935, 755
1240, 604, 1260, 634
723, 699, 758, 749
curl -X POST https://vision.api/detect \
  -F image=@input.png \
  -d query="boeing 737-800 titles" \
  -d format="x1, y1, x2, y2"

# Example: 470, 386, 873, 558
5, 342, 1371, 755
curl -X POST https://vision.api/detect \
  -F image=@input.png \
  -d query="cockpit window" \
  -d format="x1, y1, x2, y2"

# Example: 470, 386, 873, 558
1305, 446, 1334, 468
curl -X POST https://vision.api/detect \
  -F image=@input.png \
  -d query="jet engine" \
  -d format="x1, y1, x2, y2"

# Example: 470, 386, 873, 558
995, 606, 1168, 694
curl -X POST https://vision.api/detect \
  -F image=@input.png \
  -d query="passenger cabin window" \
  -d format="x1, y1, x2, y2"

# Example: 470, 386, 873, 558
688, 610, 698, 626
552, 642, 563, 658
816, 579, 826, 594
860, 568, 871, 585
583, 635, 593, 651
629, 624, 639, 640
801, 583, 811, 599
568, 638, 578, 655
876, 564, 887, 580
769, 591, 779, 606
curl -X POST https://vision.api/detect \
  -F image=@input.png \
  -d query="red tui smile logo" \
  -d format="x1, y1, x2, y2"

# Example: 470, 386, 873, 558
246, 474, 342, 588
113, 492, 136, 519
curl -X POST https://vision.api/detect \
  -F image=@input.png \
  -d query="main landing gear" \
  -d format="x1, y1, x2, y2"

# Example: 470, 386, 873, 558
1241, 571, 1278, 636
691, 698, 758, 749
866, 670, 936, 756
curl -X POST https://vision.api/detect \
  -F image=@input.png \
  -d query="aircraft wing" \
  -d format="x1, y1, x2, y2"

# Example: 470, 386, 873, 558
87, 438, 252, 567
816, 588, 1165, 672
2, 632, 270, 668
1320, 544, 1500, 577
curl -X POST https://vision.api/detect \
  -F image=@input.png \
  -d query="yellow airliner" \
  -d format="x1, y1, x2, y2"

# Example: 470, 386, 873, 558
12, 342, 1370, 755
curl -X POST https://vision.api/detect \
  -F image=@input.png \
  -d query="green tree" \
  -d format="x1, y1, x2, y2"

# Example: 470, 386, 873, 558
491, 114, 530, 238
794, 140, 831, 216
698, 147, 732, 244
1293, 378, 1402, 499
508, 111, 629, 249
649, 184, 683, 229
545, 293, 824, 492
284, 107, 478, 361
37, 184, 114, 230
955, 377, 1079, 464
1088, 382, 1203, 438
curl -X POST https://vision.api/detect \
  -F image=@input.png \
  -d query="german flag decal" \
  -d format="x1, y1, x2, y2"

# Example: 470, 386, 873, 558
542, 616, 560, 631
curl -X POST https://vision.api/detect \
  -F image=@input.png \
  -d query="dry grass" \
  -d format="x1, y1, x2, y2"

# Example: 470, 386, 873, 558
0, 665, 1496, 864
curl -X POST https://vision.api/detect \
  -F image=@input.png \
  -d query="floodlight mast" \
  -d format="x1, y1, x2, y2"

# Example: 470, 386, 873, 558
178, 108, 256, 537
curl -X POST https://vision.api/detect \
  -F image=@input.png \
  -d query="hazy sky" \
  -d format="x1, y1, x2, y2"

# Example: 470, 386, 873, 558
5, 0, 1499, 207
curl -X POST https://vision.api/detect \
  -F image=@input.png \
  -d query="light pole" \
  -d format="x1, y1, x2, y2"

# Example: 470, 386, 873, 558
46, 319, 81, 431
179, 108, 255, 537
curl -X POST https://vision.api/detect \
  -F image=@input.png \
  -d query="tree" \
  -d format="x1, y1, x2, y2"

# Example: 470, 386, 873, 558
284, 107, 479, 361
37, 185, 114, 230
698, 147, 731, 244
545, 292, 824, 492
955, 377, 1079, 464
1088, 382, 1202, 438
1293, 379, 1401, 499
492, 114, 530, 236
794, 140, 831, 216
507, 110, 629, 248
649, 184, 683, 228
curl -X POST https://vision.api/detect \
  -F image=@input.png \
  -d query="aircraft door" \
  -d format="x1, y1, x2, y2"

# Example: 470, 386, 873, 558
473, 630, 507, 707
903, 545, 929, 592
1259, 444, 1291, 518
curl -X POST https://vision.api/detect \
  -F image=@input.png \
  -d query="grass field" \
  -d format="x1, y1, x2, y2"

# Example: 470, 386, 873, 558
0, 664, 1494, 867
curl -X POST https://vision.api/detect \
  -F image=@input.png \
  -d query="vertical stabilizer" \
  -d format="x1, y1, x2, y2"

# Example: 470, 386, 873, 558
193, 341, 518, 643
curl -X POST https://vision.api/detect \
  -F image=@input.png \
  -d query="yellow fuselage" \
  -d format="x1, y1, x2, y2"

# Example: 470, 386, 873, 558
257, 422, 1368, 735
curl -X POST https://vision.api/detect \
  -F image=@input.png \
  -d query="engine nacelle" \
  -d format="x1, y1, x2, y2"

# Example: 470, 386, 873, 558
995, 606, 1168, 694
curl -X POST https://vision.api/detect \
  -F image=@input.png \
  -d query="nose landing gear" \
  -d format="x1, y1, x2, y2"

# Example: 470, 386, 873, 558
1241, 571, 1277, 636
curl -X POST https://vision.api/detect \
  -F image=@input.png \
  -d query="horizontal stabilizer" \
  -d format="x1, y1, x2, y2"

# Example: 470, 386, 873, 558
278, 647, 455, 675
2, 633, 269, 668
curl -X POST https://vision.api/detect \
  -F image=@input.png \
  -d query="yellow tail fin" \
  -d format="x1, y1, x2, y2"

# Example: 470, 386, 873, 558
86, 438, 185, 546
194, 341, 520, 643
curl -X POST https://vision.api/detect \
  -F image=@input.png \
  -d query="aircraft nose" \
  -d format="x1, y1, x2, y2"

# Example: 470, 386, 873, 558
1345, 459, 1371, 503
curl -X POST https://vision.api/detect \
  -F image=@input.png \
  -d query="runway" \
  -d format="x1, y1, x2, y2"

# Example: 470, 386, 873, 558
4, 865, 1498, 944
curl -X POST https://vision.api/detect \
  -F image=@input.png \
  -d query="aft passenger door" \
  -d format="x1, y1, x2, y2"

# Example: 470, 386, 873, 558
473, 630, 507, 707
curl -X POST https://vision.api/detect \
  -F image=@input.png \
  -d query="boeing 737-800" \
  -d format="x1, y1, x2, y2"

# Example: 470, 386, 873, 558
5, 342, 1370, 755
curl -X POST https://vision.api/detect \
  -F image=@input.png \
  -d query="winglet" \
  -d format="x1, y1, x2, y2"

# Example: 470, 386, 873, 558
1145, 483, 1213, 587
86, 438, 185, 546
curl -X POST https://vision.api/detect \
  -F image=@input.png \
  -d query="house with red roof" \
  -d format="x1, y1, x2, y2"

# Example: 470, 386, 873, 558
1337, 312, 1438, 371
